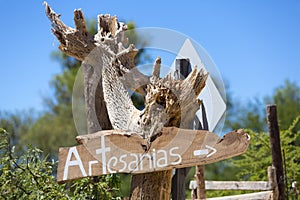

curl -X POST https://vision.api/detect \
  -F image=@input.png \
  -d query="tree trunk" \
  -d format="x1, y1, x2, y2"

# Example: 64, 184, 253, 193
130, 171, 172, 200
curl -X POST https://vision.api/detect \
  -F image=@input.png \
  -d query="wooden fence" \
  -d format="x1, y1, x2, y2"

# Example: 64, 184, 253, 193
203, 166, 278, 200
188, 105, 283, 200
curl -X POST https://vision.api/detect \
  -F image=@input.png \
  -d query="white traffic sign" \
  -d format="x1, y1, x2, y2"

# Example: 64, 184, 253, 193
170, 39, 226, 132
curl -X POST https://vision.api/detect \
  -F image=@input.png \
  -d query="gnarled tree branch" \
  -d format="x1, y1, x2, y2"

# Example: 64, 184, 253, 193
45, 2, 149, 132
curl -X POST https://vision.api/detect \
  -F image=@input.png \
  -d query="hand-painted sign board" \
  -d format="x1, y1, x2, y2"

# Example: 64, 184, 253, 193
57, 127, 250, 183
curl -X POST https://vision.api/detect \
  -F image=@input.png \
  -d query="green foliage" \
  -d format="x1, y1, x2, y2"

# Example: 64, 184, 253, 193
266, 80, 300, 130
233, 129, 272, 181
20, 55, 81, 158
119, 174, 131, 197
232, 117, 300, 194
225, 98, 267, 132
0, 129, 65, 199
0, 129, 121, 199
227, 80, 300, 133
281, 116, 300, 185
21, 113, 77, 159
0, 111, 35, 153
229, 81, 300, 186
68, 174, 121, 199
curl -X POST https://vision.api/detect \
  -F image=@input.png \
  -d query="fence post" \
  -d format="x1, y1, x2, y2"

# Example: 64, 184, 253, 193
195, 165, 206, 199
195, 103, 208, 199
266, 105, 284, 200
268, 166, 279, 199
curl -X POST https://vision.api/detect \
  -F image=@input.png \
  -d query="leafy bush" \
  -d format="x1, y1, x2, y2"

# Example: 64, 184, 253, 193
0, 128, 121, 200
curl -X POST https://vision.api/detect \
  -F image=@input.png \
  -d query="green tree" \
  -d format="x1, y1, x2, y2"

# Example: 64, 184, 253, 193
228, 80, 300, 132
21, 57, 80, 158
232, 117, 300, 196
0, 110, 35, 153
225, 97, 266, 133
266, 80, 300, 130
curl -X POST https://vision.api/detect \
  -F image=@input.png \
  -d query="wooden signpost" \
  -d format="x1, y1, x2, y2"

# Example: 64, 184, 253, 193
45, 3, 251, 199
57, 127, 250, 183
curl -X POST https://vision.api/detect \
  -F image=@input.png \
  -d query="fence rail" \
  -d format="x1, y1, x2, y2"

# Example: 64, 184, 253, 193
200, 166, 278, 200
207, 191, 273, 200
205, 181, 273, 191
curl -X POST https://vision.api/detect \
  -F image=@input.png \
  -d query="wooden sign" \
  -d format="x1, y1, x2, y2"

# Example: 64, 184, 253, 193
57, 127, 250, 183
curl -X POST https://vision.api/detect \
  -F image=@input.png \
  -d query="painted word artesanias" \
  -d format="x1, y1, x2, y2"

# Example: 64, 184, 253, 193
63, 135, 182, 181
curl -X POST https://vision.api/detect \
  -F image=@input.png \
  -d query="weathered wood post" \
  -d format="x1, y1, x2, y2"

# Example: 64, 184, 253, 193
266, 104, 284, 200
171, 58, 192, 200
268, 166, 279, 199
196, 103, 208, 199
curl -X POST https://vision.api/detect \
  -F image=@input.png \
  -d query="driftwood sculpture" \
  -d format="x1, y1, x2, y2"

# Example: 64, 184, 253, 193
45, 3, 249, 200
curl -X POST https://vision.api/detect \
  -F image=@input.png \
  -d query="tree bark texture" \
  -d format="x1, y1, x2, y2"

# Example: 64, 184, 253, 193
130, 170, 173, 200
45, 3, 208, 199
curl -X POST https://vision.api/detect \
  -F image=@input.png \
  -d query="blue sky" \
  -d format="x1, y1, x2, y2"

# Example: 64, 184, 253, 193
0, 0, 299, 112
